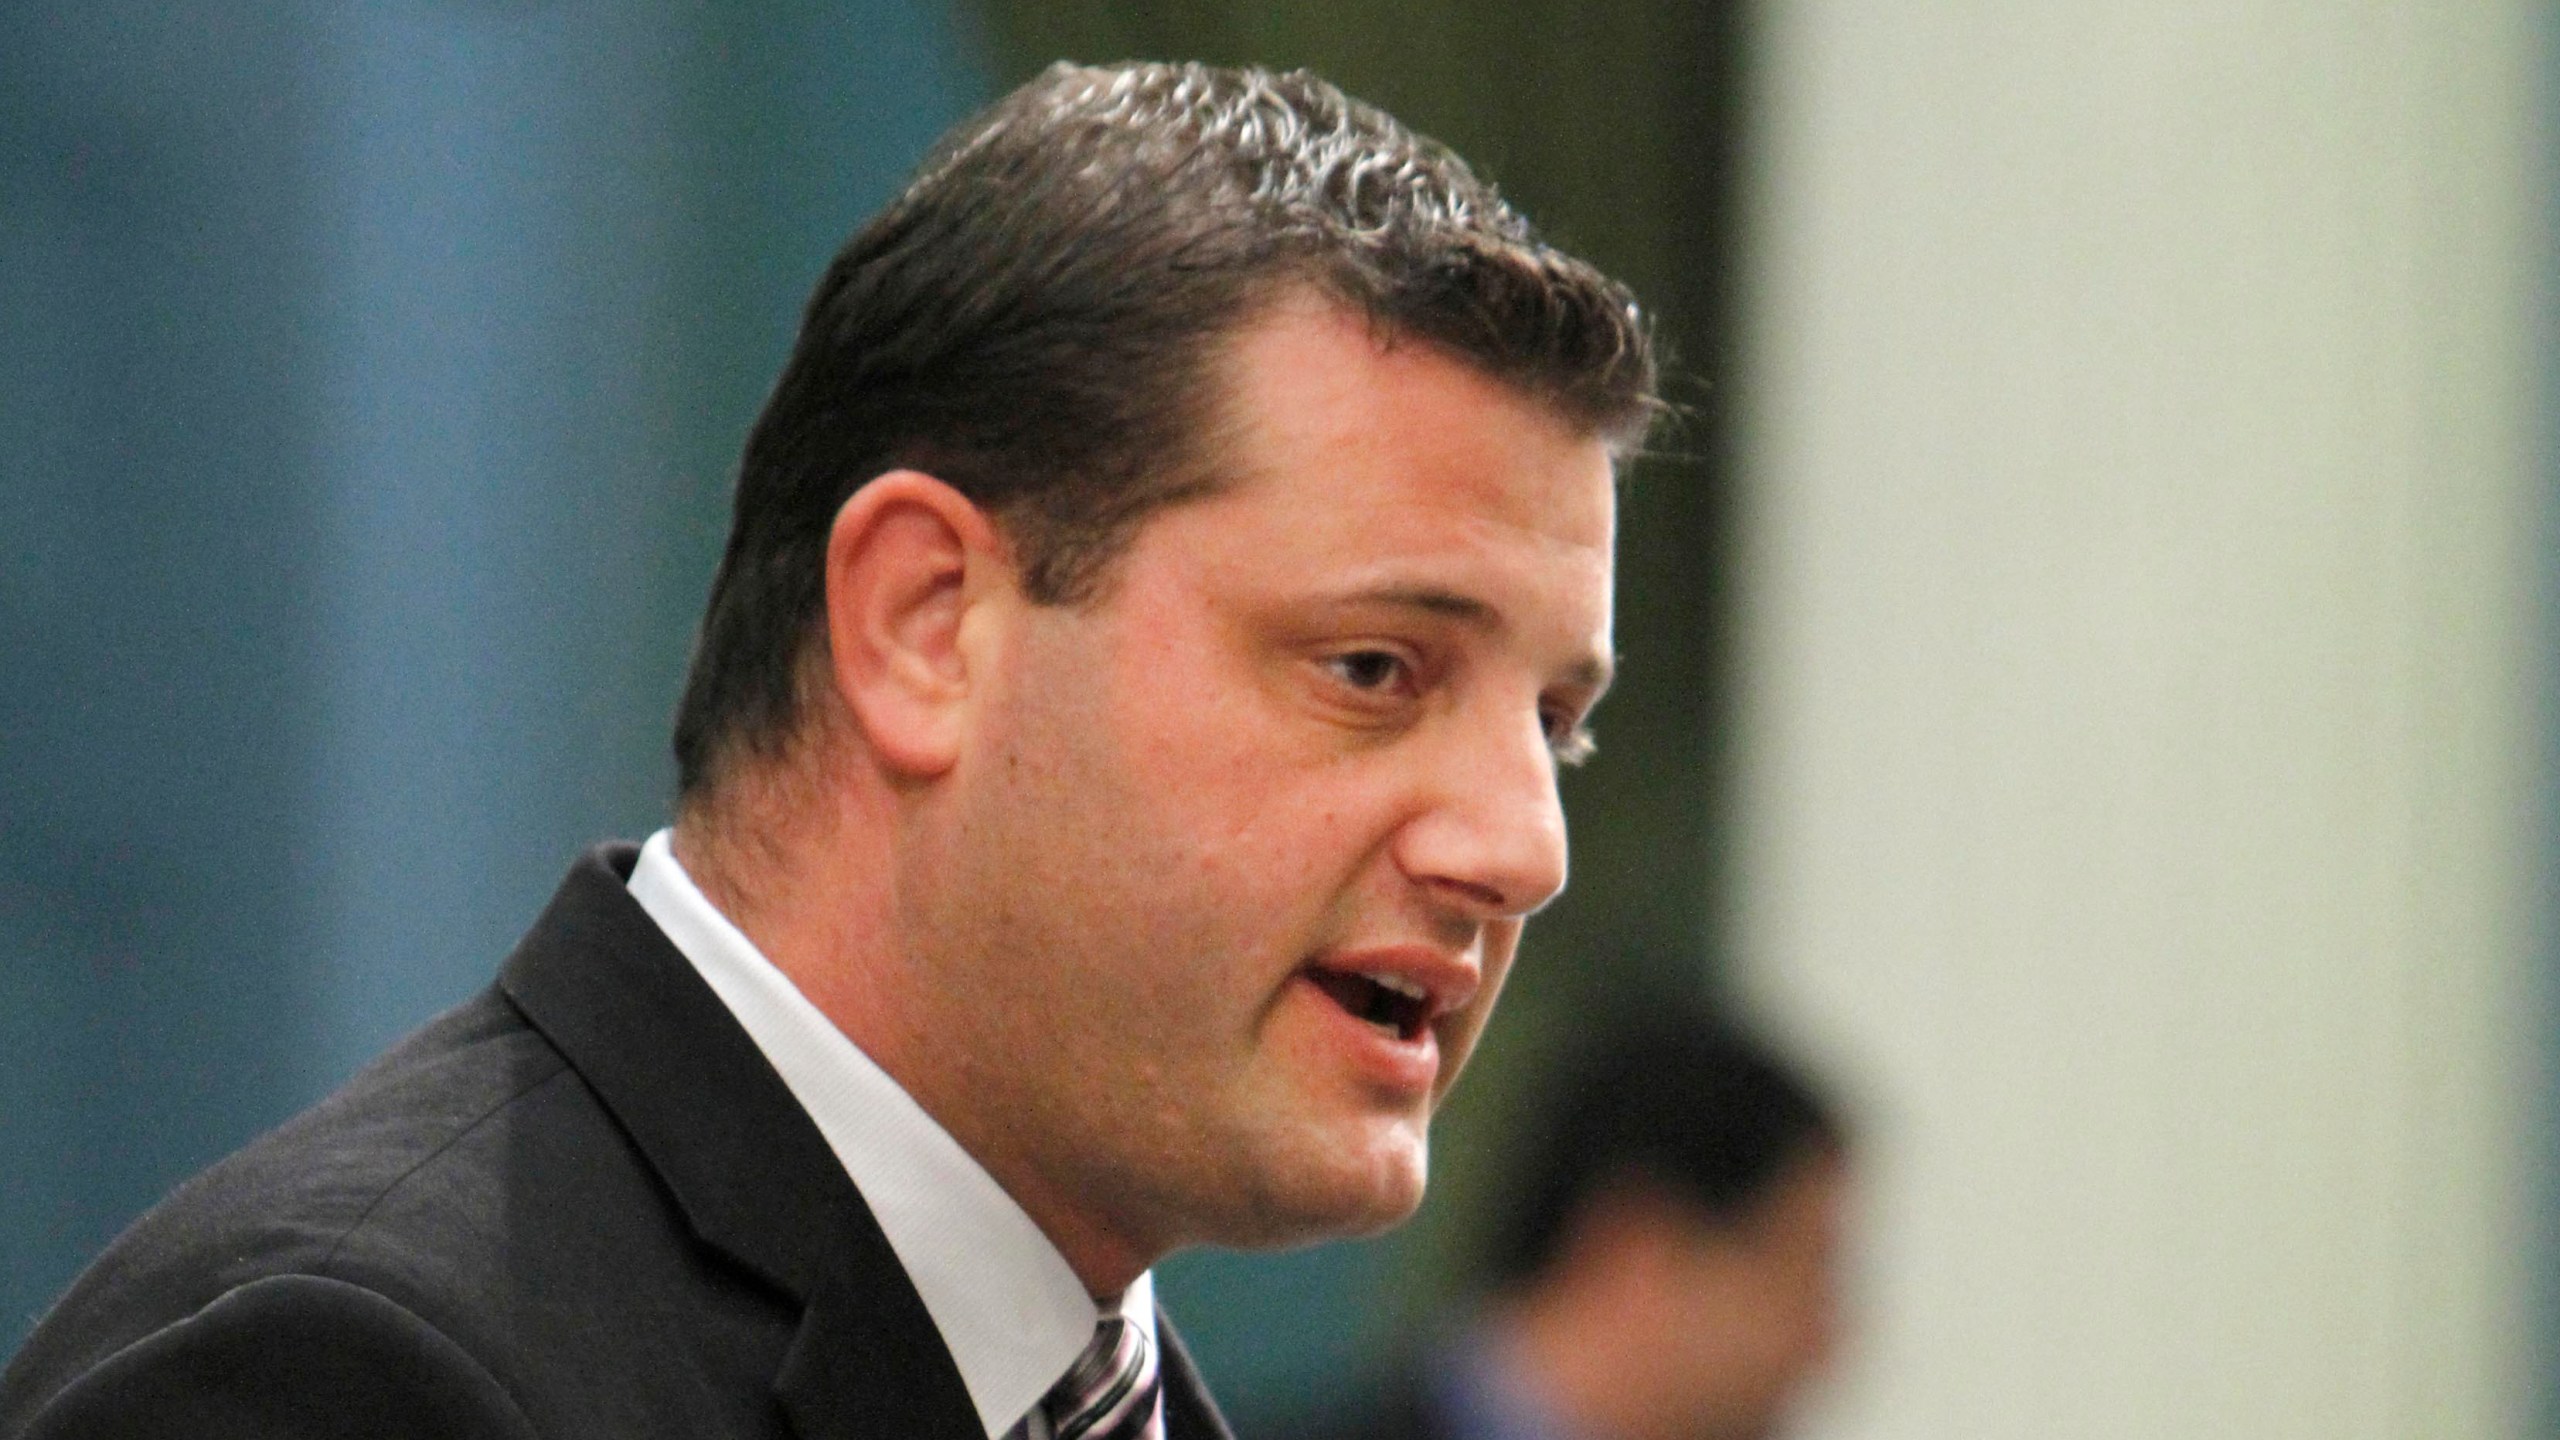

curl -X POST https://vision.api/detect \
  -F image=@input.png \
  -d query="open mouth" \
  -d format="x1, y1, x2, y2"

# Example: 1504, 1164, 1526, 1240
1307, 968, 1431, 1042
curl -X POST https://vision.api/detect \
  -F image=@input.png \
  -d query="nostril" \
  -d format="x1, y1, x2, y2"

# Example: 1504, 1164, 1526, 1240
1433, 875, 1510, 913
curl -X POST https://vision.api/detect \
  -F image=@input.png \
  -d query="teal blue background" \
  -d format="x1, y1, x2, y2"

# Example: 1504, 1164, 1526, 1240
0, 0, 985, 1363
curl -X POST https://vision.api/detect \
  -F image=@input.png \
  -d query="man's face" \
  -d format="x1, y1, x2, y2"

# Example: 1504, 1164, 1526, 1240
910, 295, 1617, 1269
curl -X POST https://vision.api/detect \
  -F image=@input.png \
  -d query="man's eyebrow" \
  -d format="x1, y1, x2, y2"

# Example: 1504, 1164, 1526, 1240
1352, 584, 1495, 622
1337, 584, 1616, 693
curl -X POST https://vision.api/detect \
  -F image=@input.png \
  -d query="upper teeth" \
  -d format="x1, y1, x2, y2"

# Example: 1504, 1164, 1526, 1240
1371, 974, 1428, 1003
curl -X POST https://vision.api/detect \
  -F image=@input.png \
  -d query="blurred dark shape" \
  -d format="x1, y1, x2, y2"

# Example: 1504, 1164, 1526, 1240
1282, 1016, 1849, 1440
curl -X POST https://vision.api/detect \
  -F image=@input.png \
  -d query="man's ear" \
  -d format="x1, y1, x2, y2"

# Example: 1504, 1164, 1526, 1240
822, 470, 1012, 778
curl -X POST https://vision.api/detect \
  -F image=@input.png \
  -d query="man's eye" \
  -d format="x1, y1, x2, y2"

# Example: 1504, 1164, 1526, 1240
1325, 651, 1408, 691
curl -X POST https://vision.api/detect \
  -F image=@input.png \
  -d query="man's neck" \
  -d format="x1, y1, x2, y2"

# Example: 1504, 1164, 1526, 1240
669, 791, 1158, 1300
671, 776, 905, 1075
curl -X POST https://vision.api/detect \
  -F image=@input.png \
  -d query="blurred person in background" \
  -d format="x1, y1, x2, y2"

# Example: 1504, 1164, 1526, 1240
1285, 1018, 1849, 1440
0, 60, 1657, 1440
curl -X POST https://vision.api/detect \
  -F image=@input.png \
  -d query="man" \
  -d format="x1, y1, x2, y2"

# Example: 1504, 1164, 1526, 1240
1, 60, 1656, 1440
1285, 1018, 1850, 1440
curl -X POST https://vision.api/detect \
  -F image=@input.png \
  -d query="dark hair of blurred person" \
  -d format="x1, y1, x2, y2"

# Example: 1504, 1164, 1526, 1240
1287, 1015, 1851, 1440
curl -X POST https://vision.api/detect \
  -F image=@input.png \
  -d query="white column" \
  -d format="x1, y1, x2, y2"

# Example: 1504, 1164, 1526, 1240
1731, 7, 2546, 1438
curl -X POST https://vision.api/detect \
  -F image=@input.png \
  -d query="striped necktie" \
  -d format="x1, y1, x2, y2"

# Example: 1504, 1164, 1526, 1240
1040, 1316, 1163, 1440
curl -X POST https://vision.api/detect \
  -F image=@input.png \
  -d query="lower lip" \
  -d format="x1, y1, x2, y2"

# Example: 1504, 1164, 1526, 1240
1293, 974, 1440, 1098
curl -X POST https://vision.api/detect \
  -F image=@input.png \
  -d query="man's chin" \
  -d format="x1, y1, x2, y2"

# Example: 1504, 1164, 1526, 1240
1233, 1128, 1430, 1248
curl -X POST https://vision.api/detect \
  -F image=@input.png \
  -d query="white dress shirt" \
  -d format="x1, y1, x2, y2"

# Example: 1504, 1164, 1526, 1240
625, 828, 1155, 1439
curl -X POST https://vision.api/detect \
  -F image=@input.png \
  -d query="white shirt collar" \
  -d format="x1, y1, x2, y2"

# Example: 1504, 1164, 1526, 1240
625, 828, 1154, 1438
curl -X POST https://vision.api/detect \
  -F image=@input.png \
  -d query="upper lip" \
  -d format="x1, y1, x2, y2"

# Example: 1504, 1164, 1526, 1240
1311, 942, 1482, 1025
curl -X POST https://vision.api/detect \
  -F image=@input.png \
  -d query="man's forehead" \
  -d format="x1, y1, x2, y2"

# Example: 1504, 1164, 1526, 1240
1210, 293, 1609, 443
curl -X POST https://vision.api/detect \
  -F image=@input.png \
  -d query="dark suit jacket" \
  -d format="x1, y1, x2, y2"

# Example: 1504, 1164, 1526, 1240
0, 844, 1234, 1440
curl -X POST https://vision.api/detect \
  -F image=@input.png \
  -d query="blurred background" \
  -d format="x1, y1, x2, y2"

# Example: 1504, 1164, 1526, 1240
1, 4, 2549, 1437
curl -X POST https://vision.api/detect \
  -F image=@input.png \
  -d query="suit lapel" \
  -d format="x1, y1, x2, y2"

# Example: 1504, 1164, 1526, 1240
498, 844, 984, 1440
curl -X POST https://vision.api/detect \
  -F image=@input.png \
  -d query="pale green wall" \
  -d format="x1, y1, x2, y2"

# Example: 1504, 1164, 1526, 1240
1734, 7, 2548, 1436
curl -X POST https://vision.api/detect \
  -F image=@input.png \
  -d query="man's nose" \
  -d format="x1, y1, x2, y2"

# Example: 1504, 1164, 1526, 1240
1393, 711, 1570, 919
